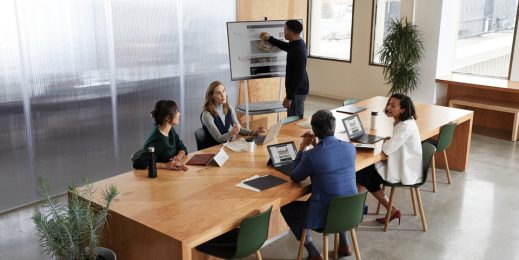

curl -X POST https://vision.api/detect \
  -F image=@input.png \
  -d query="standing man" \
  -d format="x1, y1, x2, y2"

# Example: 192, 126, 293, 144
260, 20, 309, 119
281, 110, 357, 259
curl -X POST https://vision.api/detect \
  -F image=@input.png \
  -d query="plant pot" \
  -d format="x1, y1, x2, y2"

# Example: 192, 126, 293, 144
95, 247, 116, 260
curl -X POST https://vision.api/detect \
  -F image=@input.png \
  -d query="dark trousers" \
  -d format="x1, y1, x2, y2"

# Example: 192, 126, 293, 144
281, 201, 349, 247
288, 95, 307, 119
281, 201, 310, 241
356, 164, 384, 192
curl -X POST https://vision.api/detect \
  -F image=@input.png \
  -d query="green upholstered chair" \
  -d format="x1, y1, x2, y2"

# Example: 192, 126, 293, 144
196, 206, 272, 259
297, 191, 368, 260
343, 99, 359, 106
378, 142, 436, 232
283, 115, 301, 125
426, 123, 457, 192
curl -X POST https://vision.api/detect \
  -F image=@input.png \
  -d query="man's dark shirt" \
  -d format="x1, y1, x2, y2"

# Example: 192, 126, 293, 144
268, 37, 309, 100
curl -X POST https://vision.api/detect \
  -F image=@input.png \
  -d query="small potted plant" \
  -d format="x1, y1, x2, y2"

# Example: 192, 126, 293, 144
379, 17, 425, 95
32, 177, 119, 260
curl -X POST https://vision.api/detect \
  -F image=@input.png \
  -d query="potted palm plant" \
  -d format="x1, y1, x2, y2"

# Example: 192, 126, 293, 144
32, 177, 119, 260
379, 17, 425, 95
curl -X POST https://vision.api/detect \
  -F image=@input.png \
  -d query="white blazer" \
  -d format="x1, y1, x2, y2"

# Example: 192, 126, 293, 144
374, 119, 423, 185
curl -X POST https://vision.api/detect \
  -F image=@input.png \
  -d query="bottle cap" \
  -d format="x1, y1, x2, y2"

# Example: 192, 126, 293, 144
371, 111, 378, 116
148, 147, 155, 152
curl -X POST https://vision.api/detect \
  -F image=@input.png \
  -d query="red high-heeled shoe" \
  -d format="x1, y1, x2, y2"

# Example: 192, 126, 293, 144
376, 210, 401, 225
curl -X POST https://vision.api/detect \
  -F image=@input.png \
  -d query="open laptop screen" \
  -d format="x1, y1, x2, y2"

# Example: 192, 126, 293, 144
342, 114, 365, 139
267, 141, 297, 166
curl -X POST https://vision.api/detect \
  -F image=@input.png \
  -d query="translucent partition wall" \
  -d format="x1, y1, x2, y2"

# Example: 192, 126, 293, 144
0, 0, 236, 212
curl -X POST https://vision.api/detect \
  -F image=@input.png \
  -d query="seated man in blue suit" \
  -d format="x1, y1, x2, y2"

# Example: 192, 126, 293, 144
281, 109, 357, 260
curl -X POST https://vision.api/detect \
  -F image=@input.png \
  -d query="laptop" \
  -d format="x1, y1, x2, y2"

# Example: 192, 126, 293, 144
255, 120, 283, 145
266, 141, 298, 176
341, 114, 384, 144
336, 104, 367, 114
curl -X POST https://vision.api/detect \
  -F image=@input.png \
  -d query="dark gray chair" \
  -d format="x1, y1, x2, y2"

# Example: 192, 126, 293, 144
195, 127, 212, 151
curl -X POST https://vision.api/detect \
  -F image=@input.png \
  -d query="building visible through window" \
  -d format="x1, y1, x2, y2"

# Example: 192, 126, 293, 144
309, 0, 354, 61
453, 0, 518, 78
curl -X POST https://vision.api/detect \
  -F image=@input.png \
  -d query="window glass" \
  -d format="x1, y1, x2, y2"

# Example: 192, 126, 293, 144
370, 0, 401, 65
309, 0, 354, 61
453, 0, 518, 78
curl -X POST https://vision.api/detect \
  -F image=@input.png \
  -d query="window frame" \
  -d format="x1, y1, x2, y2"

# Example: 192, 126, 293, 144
307, 0, 355, 62
369, 0, 400, 67
507, 3, 519, 79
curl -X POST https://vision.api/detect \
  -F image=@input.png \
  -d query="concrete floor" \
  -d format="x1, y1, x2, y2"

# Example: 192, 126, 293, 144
1, 95, 518, 259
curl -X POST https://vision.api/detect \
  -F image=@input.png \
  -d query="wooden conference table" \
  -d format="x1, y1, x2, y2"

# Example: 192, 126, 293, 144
86, 96, 473, 260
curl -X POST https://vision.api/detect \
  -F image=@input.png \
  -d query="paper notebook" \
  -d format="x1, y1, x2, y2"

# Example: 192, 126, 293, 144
243, 175, 287, 191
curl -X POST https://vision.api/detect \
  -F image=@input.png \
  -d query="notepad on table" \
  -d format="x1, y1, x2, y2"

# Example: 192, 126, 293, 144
243, 175, 287, 191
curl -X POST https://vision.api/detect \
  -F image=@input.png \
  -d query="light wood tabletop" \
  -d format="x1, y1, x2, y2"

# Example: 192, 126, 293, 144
86, 96, 473, 260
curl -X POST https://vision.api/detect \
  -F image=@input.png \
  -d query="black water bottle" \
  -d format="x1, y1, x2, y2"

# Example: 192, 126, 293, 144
148, 147, 157, 178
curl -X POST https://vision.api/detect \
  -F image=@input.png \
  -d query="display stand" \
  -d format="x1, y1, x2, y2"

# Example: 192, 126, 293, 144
237, 78, 286, 129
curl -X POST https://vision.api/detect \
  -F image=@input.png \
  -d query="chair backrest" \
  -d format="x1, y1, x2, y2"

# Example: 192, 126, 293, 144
131, 149, 144, 163
416, 142, 437, 186
436, 123, 457, 151
283, 115, 300, 124
195, 127, 212, 151
343, 98, 358, 106
323, 191, 368, 234
234, 206, 273, 258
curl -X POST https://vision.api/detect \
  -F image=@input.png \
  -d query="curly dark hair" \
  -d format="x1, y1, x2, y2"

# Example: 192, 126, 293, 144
151, 100, 178, 125
386, 93, 417, 121
310, 110, 336, 138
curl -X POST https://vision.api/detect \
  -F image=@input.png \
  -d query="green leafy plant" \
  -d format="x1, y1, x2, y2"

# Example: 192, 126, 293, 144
379, 17, 425, 95
32, 177, 119, 260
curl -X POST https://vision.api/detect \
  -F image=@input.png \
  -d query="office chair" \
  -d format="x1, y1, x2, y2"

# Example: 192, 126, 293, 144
378, 142, 436, 232
195, 127, 212, 151
426, 123, 457, 192
196, 206, 272, 259
297, 191, 368, 260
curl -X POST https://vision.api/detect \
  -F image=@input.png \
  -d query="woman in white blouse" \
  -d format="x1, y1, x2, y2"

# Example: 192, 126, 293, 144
356, 94, 422, 225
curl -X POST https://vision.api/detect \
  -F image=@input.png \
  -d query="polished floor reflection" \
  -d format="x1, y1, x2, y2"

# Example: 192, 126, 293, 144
1, 95, 518, 259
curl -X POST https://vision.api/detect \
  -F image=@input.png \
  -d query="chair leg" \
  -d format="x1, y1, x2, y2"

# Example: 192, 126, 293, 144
333, 233, 339, 259
384, 187, 396, 232
415, 188, 427, 231
297, 229, 307, 260
410, 187, 417, 216
255, 250, 262, 260
350, 229, 361, 260
323, 233, 329, 260
376, 185, 385, 214
443, 150, 452, 184
512, 112, 518, 141
431, 154, 437, 192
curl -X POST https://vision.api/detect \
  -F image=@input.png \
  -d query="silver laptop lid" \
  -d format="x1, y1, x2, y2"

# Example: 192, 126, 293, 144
342, 114, 365, 140
262, 120, 283, 145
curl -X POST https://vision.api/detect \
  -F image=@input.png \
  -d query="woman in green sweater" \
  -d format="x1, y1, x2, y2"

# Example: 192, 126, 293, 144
133, 100, 188, 171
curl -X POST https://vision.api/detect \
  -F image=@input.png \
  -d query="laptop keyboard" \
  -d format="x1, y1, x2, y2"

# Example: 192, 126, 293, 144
276, 163, 293, 176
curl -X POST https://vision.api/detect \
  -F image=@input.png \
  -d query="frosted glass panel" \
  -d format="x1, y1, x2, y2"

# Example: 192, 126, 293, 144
0, 0, 236, 213
112, 0, 181, 172
182, 0, 237, 150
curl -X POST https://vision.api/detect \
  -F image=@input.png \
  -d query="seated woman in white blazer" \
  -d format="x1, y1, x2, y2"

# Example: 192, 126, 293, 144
356, 93, 422, 225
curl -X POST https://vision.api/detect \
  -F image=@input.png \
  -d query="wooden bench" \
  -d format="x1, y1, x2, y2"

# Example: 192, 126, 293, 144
449, 97, 519, 141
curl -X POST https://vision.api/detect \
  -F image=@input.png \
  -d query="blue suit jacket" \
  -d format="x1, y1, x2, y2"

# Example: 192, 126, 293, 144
291, 136, 357, 229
